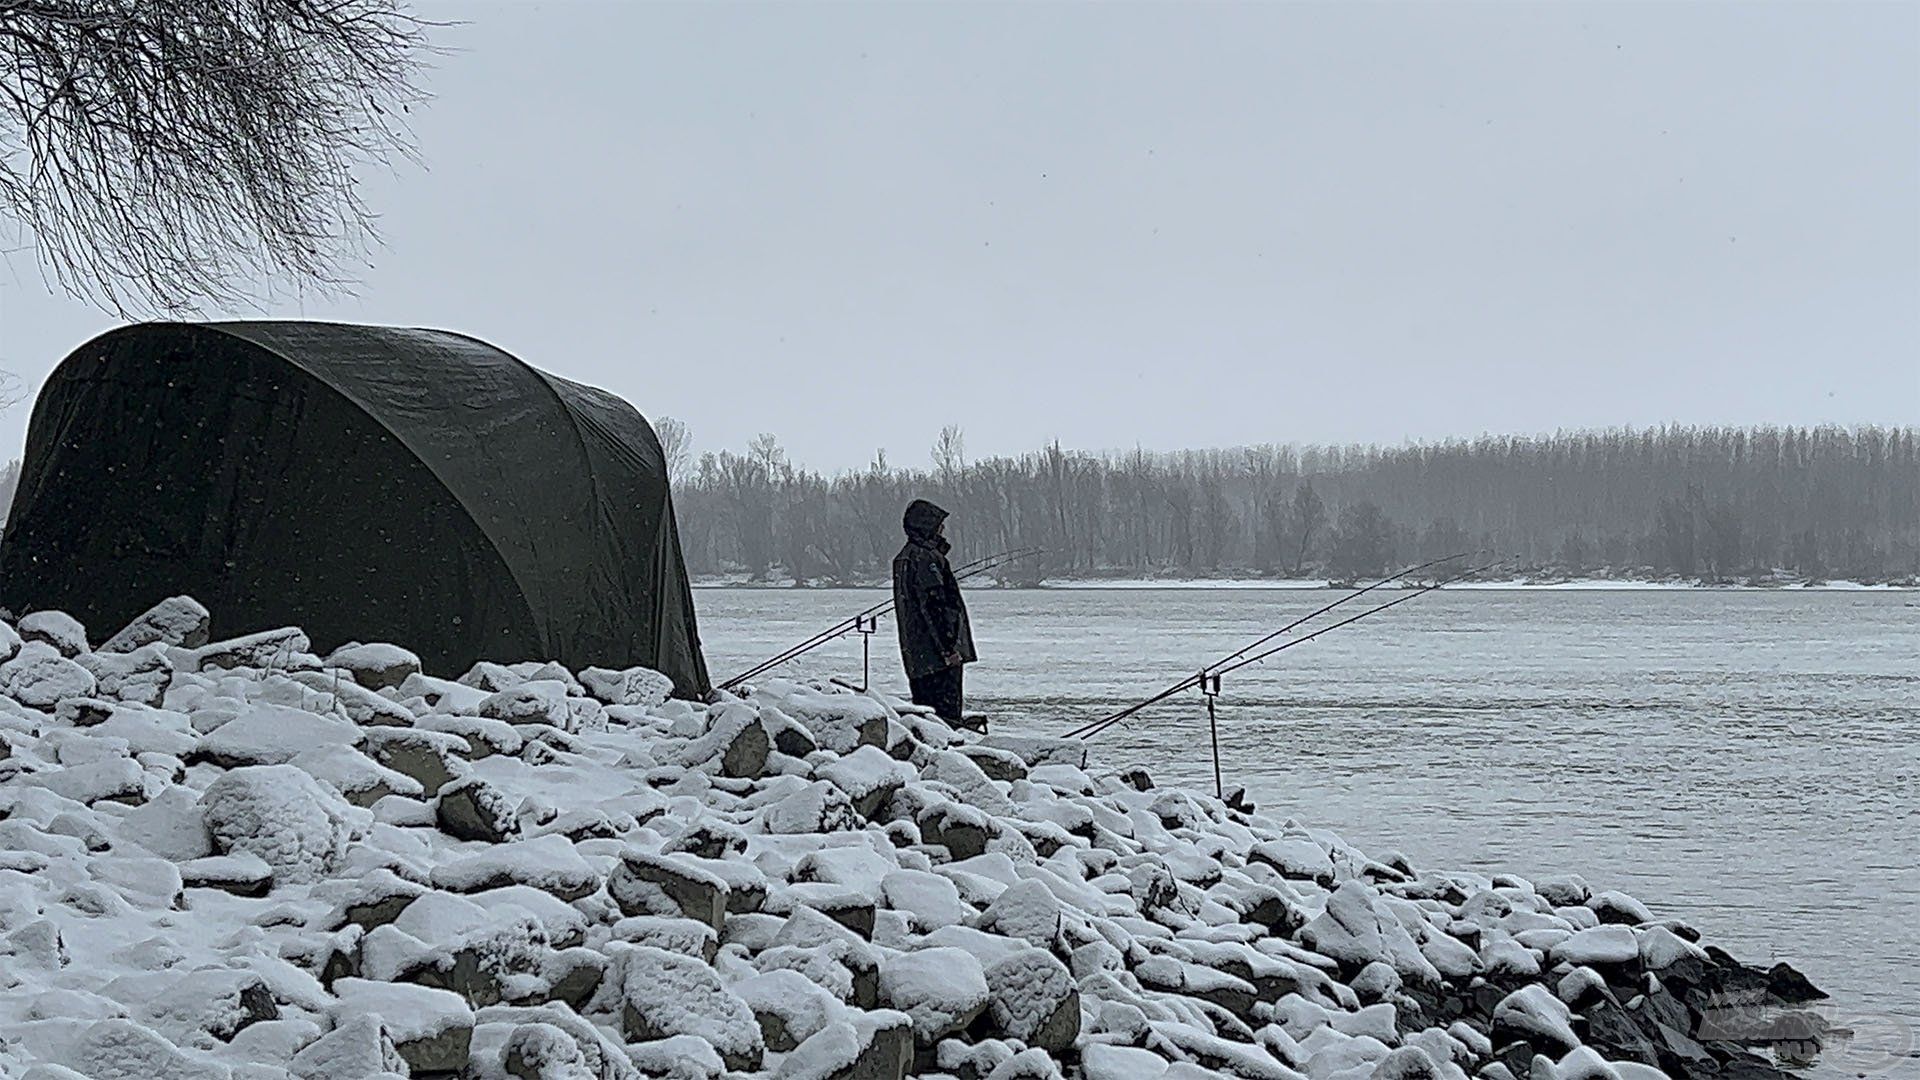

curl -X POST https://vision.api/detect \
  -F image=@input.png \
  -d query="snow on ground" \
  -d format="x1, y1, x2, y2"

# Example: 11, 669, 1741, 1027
0, 596, 1836, 1079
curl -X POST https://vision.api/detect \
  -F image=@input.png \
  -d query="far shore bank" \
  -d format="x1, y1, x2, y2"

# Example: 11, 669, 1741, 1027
692, 574, 1915, 592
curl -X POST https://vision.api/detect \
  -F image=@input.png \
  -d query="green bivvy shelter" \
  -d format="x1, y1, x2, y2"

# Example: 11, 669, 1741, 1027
0, 321, 711, 698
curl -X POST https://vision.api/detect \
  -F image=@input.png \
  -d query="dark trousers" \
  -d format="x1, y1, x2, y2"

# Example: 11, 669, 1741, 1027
908, 665, 964, 722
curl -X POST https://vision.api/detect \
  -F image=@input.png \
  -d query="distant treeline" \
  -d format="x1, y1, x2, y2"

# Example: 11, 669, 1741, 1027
671, 426, 1919, 585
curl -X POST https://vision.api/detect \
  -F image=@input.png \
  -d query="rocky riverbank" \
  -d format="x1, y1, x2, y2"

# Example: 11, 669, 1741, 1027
0, 597, 1836, 1079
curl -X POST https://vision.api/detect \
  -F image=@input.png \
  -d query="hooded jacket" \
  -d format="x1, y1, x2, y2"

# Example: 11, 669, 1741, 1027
892, 499, 977, 679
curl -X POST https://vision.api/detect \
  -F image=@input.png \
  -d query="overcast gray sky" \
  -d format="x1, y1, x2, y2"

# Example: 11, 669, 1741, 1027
2, 0, 1915, 472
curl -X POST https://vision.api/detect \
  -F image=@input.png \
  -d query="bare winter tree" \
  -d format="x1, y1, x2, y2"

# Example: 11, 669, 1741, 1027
0, 457, 18, 525
654, 416, 692, 485
0, 0, 431, 314
1286, 480, 1326, 576
932, 424, 965, 480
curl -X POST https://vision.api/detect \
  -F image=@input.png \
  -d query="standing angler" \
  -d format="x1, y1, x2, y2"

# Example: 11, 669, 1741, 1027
893, 499, 976, 725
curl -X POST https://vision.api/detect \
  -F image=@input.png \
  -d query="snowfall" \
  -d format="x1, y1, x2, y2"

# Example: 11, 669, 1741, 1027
0, 597, 1833, 1080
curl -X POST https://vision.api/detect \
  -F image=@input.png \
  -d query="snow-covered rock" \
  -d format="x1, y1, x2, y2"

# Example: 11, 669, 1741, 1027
981, 948, 1079, 1052
332, 978, 474, 1072
1493, 984, 1581, 1053
180, 627, 314, 671
580, 664, 674, 708
290, 744, 424, 807
115, 786, 212, 860
25, 756, 145, 804
879, 946, 989, 1043
1551, 925, 1638, 968
610, 849, 728, 930
194, 702, 361, 767
434, 775, 517, 843
734, 968, 844, 1051
325, 643, 422, 691
18, 611, 89, 657
287, 1013, 406, 1079
619, 945, 764, 1071
78, 645, 174, 706
1, 641, 98, 708
430, 833, 600, 900
362, 727, 468, 793
64, 1018, 229, 1080
100, 596, 211, 653
776, 1009, 913, 1080
200, 764, 361, 883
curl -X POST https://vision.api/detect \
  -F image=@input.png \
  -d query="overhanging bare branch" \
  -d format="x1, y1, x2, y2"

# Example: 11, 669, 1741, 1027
0, 0, 431, 314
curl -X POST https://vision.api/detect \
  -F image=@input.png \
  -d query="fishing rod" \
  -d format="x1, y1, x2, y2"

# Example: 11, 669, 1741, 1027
718, 546, 1043, 691
1066, 555, 1511, 742
724, 547, 1025, 688
1209, 552, 1471, 671
1059, 553, 1470, 740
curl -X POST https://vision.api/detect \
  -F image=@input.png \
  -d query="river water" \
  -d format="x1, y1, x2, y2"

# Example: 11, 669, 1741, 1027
692, 586, 1919, 1076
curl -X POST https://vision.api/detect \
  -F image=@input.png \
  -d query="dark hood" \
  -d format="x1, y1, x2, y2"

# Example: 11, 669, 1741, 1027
903, 498, 949, 541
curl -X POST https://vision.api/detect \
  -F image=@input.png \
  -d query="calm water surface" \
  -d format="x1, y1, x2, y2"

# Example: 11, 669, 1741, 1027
693, 587, 1919, 1074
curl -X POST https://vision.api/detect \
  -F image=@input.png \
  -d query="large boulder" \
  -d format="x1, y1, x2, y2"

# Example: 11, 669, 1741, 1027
1550, 925, 1639, 969
101, 596, 211, 653
818, 745, 916, 819
776, 1009, 913, 1080
26, 757, 146, 805
760, 781, 861, 835
139, 968, 279, 1043
677, 703, 770, 778
1492, 985, 1580, 1054
362, 727, 470, 793
63, 1019, 226, 1080
117, 786, 213, 860
609, 851, 728, 931
332, 978, 475, 1073
193, 702, 361, 768
981, 949, 1079, 1053
733, 969, 844, 1052
181, 627, 314, 671
620, 945, 764, 1072
478, 681, 573, 729
431, 834, 600, 901
580, 665, 673, 708
436, 776, 519, 844
288, 1014, 407, 1080
0, 641, 98, 708
1251, 837, 1335, 886
972, 878, 1065, 953
284, 670, 418, 728
290, 745, 425, 807
18, 610, 89, 657
878, 947, 989, 1044
78, 644, 172, 706
201, 764, 360, 884
325, 643, 422, 691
